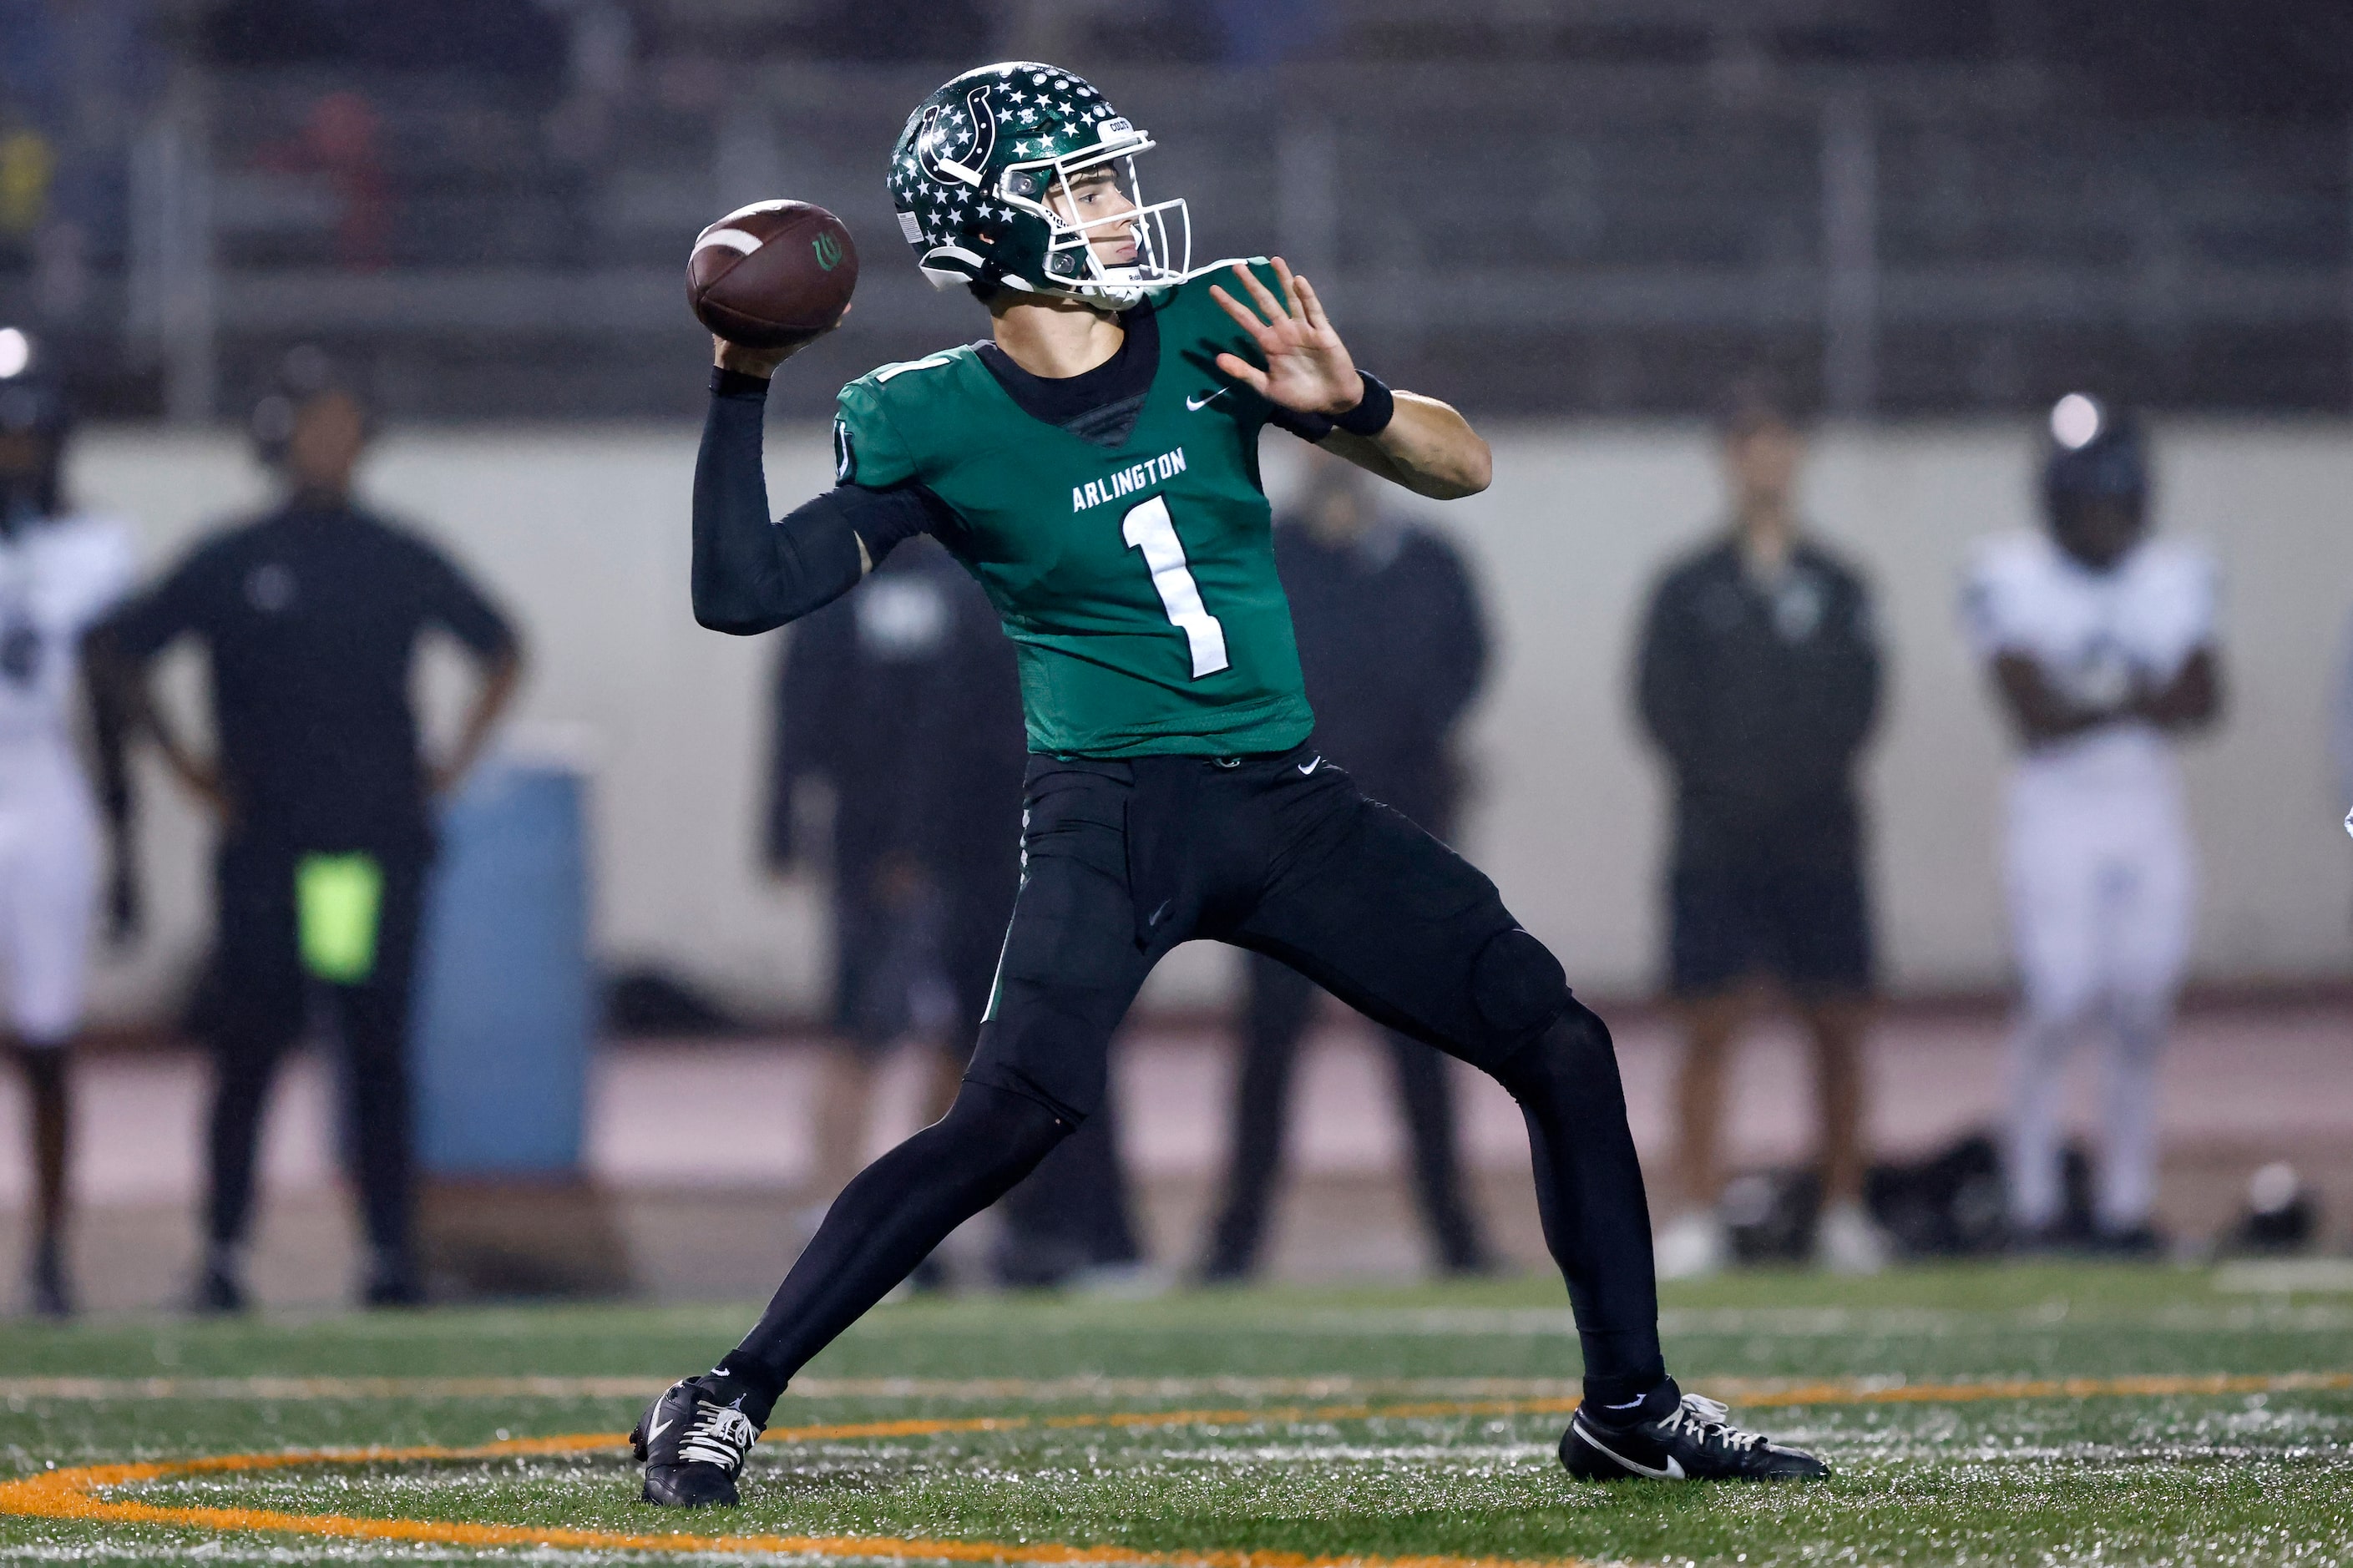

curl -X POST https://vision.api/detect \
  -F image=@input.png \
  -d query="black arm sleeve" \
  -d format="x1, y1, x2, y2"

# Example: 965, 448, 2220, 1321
691, 372, 954, 635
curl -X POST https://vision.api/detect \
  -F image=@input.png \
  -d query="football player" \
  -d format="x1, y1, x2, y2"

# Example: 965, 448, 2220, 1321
635, 63, 1829, 1502
1964, 394, 2222, 1252
0, 330, 139, 1318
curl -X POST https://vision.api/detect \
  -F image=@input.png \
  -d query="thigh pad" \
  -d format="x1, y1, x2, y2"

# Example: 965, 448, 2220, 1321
966, 766, 1151, 1122
1239, 797, 1568, 1072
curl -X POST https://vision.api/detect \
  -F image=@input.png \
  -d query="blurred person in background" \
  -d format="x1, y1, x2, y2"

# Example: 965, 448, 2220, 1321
1635, 383, 1886, 1278
801, 0, 991, 63
1199, 445, 1495, 1282
0, 328, 137, 1318
89, 349, 522, 1312
1964, 395, 2221, 1255
202, 0, 565, 77
2335, 609, 2353, 871
0, 0, 157, 325
768, 537, 1143, 1290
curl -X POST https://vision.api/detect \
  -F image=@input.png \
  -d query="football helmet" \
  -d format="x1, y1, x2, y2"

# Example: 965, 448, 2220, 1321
2041, 392, 2149, 569
2042, 392, 2146, 518
888, 63, 1188, 306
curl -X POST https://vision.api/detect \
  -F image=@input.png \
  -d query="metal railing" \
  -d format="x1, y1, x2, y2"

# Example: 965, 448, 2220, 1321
24, 58, 2353, 421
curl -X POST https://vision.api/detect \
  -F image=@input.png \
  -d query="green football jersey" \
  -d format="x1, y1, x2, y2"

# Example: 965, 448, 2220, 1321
832, 260, 1314, 758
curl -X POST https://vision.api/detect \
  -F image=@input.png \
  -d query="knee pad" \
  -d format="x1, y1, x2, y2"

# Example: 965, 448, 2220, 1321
1470, 926, 1571, 1041
2106, 995, 2172, 1065
938, 1077, 1078, 1172
1495, 998, 1616, 1101
2020, 966, 2102, 1034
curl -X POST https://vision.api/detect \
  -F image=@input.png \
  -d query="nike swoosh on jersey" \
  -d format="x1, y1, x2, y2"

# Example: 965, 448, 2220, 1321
1297, 756, 1323, 776
1572, 1418, 1686, 1480
1186, 387, 1231, 412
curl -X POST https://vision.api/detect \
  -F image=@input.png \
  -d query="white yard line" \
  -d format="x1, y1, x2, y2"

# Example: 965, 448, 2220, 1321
9, 1368, 2350, 1406
2214, 1258, 2353, 1295
0, 1374, 1591, 1404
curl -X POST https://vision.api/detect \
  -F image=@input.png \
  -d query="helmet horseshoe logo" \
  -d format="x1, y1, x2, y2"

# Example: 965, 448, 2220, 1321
918, 85, 998, 187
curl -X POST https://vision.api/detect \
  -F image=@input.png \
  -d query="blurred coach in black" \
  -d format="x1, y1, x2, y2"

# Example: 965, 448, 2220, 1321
92, 352, 521, 1312
1199, 445, 1495, 1282
1634, 383, 1885, 1280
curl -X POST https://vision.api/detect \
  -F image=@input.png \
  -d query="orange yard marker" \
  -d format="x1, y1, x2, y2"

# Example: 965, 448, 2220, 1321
0, 1439, 1578, 1568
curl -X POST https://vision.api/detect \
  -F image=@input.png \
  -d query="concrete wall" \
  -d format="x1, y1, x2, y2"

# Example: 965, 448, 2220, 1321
67, 418, 2353, 1026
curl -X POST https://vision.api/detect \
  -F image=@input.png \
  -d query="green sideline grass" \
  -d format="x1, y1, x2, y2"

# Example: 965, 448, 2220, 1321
2, 1263, 2350, 1565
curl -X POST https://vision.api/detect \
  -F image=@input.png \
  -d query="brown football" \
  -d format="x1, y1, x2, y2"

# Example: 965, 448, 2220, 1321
687, 200, 858, 351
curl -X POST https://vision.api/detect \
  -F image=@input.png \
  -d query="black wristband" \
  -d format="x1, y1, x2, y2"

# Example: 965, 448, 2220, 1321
711, 367, 773, 400
1333, 372, 1394, 438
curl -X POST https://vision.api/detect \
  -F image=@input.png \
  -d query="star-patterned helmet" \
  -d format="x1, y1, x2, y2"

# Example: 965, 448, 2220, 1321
888, 63, 1190, 306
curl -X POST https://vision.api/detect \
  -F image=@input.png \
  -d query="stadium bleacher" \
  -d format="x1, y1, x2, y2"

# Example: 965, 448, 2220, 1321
8, 3, 2351, 420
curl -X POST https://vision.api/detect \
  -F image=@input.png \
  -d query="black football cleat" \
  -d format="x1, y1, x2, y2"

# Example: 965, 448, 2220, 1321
632, 1378, 760, 1506
361, 1248, 428, 1309
189, 1258, 250, 1316
1561, 1391, 1830, 1482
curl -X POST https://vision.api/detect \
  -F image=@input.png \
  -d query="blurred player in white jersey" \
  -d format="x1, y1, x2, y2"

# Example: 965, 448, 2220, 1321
0, 330, 138, 1316
1963, 394, 2221, 1252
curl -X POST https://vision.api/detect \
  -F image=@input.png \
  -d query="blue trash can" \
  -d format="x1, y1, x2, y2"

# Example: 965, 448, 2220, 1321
412, 760, 594, 1176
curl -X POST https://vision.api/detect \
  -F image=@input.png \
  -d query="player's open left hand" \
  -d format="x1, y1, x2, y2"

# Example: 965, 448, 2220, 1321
1209, 259, 1362, 418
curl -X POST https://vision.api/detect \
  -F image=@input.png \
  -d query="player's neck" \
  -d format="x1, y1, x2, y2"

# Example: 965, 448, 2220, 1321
286, 483, 352, 512
990, 293, 1126, 380
1735, 505, 1795, 579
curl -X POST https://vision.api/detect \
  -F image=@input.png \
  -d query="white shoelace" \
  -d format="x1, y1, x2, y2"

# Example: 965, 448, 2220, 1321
679, 1404, 758, 1471
1659, 1393, 1767, 1453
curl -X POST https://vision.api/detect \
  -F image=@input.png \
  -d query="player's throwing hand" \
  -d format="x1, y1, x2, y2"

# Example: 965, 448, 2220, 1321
713, 331, 812, 379
1209, 258, 1363, 417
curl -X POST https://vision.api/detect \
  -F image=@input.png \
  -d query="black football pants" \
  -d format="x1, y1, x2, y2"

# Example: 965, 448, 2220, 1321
199, 838, 427, 1258
940, 874, 1143, 1279
1205, 951, 1490, 1277
719, 746, 1663, 1414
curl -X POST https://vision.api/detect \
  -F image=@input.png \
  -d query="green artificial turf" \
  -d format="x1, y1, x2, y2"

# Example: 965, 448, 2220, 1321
2, 1263, 2349, 1565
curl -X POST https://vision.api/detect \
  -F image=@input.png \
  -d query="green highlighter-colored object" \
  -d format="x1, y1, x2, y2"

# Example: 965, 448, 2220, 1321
296, 852, 384, 984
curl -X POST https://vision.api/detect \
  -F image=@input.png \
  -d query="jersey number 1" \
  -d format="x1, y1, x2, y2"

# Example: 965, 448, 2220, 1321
1121, 495, 1230, 679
